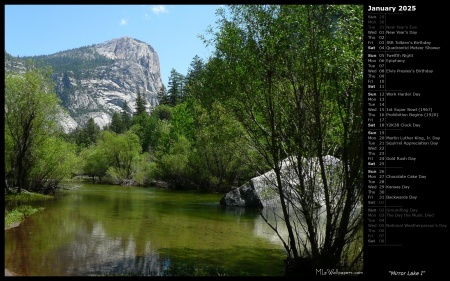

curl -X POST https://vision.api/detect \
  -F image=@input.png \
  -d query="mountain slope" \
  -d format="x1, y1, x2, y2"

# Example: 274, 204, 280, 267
5, 37, 164, 131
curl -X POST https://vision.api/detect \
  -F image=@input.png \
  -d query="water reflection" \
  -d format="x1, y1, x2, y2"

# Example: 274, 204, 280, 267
52, 222, 166, 276
5, 184, 286, 276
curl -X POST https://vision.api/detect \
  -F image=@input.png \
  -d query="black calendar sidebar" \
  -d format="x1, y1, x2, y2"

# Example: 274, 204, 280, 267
364, 2, 448, 279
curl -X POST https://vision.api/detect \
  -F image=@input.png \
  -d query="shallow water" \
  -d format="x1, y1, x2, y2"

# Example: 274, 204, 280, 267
4, 183, 287, 276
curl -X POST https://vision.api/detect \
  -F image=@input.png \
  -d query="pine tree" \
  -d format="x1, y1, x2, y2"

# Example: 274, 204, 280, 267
185, 55, 205, 99
121, 101, 131, 131
186, 55, 204, 82
77, 117, 100, 148
134, 90, 147, 116
157, 84, 170, 106
167, 68, 185, 106
109, 112, 123, 134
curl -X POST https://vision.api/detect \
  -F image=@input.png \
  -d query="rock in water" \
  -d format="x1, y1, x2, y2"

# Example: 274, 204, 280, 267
219, 182, 263, 207
220, 155, 343, 208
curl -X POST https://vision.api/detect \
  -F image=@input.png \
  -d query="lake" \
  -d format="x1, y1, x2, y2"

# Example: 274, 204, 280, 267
4, 183, 287, 276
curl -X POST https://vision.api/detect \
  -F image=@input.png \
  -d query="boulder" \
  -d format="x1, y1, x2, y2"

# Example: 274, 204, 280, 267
220, 155, 343, 209
220, 182, 263, 207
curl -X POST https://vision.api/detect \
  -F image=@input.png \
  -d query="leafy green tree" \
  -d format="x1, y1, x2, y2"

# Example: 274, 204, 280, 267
80, 144, 110, 183
152, 118, 172, 158
131, 113, 160, 153
131, 152, 157, 186
152, 104, 173, 121
170, 102, 195, 142
204, 4, 363, 273
5, 65, 74, 193
189, 102, 256, 192
149, 105, 192, 188
157, 135, 192, 188
29, 136, 79, 192
99, 131, 142, 181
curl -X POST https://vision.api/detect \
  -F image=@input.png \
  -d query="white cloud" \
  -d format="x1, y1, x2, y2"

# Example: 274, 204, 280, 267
120, 18, 127, 25
151, 5, 168, 15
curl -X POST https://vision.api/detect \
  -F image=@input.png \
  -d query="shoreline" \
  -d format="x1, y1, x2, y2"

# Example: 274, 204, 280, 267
5, 221, 21, 231
5, 269, 17, 276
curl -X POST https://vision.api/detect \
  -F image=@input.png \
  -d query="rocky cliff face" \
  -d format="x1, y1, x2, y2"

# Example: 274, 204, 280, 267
5, 37, 164, 131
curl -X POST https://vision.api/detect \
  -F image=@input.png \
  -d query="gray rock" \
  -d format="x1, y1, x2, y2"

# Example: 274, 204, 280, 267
57, 110, 78, 133
5, 36, 164, 130
220, 155, 344, 209
220, 182, 263, 208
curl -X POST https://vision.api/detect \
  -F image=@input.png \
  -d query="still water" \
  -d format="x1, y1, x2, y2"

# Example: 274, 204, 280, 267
4, 183, 287, 276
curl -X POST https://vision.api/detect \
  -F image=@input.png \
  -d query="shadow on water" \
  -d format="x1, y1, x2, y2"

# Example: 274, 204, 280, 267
71, 245, 285, 276
219, 205, 260, 217
158, 245, 286, 276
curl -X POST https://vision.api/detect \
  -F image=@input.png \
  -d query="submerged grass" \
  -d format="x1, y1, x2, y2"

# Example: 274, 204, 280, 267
5, 205, 45, 229
4, 191, 50, 229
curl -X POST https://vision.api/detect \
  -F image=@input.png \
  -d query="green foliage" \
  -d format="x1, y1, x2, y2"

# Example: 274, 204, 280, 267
22, 46, 114, 79
79, 129, 158, 185
121, 101, 132, 131
201, 4, 364, 272
170, 102, 194, 141
152, 104, 173, 121
131, 152, 158, 186
58, 71, 74, 107
72, 117, 101, 149
109, 112, 125, 134
4, 124, 14, 184
184, 55, 205, 99
152, 120, 172, 155
149, 103, 194, 187
134, 91, 147, 116
131, 113, 160, 153
79, 143, 110, 183
157, 135, 191, 188
99, 131, 142, 181
157, 84, 171, 106
5, 65, 77, 193
167, 68, 186, 106
29, 136, 79, 192
188, 102, 257, 191
5, 51, 14, 60
5, 205, 45, 229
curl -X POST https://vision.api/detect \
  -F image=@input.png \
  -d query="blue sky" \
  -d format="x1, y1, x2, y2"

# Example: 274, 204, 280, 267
5, 4, 224, 87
